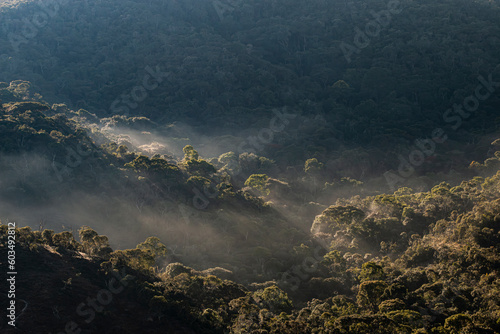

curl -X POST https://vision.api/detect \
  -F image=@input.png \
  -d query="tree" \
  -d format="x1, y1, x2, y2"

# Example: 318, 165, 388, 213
444, 314, 474, 334
110, 248, 155, 271
184, 158, 217, 177
323, 250, 347, 272
357, 280, 388, 312
79, 226, 98, 244
253, 286, 293, 314
359, 262, 386, 282
52, 231, 78, 250
186, 176, 212, 189
41, 229, 54, 245
183, 145, 199, 161
386, 310, 423, 330
78, 226, 112, 256
244, 174, 270, 196
378, 299, 405, 313
125, 155, 181, 180
162, 262, 194, 278
304, 158, 323, 175
136, 237, 168, 264
311, 205, 366, 235
218, 151, 239, 168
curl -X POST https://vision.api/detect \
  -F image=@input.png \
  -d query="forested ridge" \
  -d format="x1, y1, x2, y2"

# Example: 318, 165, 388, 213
1, 0, 500, 176
1, 0, 500, 332
2, 143, 500, 333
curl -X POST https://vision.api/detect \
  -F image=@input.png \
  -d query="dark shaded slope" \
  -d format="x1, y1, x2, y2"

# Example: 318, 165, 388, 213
0, 240, 201, 333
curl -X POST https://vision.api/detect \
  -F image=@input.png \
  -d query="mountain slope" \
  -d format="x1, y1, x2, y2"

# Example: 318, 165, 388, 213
1, 0, 500, 178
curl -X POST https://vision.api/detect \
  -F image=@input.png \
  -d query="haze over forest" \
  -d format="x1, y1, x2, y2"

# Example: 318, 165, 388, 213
0, 0, 500, 333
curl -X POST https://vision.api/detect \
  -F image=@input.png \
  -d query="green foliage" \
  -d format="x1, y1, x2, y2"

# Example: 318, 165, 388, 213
359, 262, 386, 282
109, 248, 155, 272
41, 229, 54, 245
323, 250, 345, 266
52, 231, 79, 250
186, 175, 212, 189
183, 145, 199, 161
183, 158, 217, 177
311, 205, 366, 235
431, 182, 452, 196
245, 174, 270, 196
339, 177, 363, 187
218, 151, 238, 167
304, 158, 324, 174
5, 101, 49, 114
331, 296, 359, 317
136, 237, 168, 262
238, 153, 275, 175
394, 187, 414, 196
253, 286, 293, 314
444, 314, 473, 333
404, 245, 436, 266
78, 226, 112, 257
378, 299, 406, 313
386, 310, 422, 329
162, 262, 195, 278
357, 280, 388, 312
201, 308, 224, 329
125, 155, 180, 178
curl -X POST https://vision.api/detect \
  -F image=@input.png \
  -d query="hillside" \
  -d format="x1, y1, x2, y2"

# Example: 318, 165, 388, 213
2, 163, 500, 332
1, 86, 500, 331
1, 0, 500, 178
0, 82, 317, 280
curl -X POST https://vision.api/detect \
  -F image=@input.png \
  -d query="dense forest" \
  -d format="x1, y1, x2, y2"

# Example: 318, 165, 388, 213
1, 0, 500, 332
2, 129, 500, 332
1, 0, 500, 177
